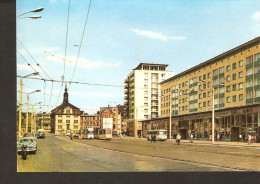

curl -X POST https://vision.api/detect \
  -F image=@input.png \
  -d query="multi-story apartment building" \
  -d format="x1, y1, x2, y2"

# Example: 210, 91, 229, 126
142, 37, 260, 142
100, 106, 122, 135
50, 85, 81, 135
36, 113, 51, 132
124, 63, 174, 137
80, 112, 100, 130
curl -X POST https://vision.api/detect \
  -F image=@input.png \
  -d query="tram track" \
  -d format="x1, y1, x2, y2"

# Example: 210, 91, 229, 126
58, 136, 253, 171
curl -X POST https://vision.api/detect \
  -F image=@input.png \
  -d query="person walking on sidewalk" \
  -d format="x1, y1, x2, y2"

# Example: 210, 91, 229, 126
176, 134, 181, 145
217, 133, 220, 142
190, 134, 193, 143
248, 134, 251, 145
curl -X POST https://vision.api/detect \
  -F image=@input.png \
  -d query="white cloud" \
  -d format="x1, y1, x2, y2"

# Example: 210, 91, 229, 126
46, 54, 120, 68
80, 105, 99, 111
17, 64, 31, 71
69, 91, 115, 97
252, 11, 260, 21
131, 28, 186, 42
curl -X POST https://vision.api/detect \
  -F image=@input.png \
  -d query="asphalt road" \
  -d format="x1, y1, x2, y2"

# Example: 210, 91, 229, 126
17, 134, 240, 172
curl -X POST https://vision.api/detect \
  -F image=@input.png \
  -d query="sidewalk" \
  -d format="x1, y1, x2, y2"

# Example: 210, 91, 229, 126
118, 136, 260, 148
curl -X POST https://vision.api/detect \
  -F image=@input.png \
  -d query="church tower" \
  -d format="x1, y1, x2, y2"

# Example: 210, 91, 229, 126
63, 84, 69, 104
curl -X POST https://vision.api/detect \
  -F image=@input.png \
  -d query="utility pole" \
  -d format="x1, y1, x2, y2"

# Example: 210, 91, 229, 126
212, 88, 215, 144
18, 77, 23, 139
26, 94, 29, 134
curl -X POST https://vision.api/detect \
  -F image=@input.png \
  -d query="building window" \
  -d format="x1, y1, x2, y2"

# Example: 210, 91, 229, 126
219, 67, 224, 74
58, 120, 62, 123
255, 53, 260, 62
246, 91, 253, 99
203, 102, 206, 107
226, 75, 230, 82
256, 89, 260, 97
199, 94, 202, 99
232, 95, 236, 102
58, 115, 62, 117
226, 96, 230, 103
66, 110, 70, 113
199, 85, 202, 90
220, 97, 224, 104
207, 101, 211, 106
199, 76, 202, 81
203, 92, 206, 98
185, 81, 188, 86
66, 120, 70, 124
239, 71, 243, 78
232, 84, 236, 91
226, 86, 231, 92
232, 73, 236, 80
207, 82, 211, 88
66, 116, 70, 118
144, 78, 148, 83
207, 72, 211, 78
199, 103, 202, 108
246, 55, 253, 64
58, 125, 62, 129
239, 83, 243, 90
246, 67, 253, 76
246, 79, 253, 88
203, 74, 206, 80
239, 60, 243, 67
213, 69, 218, 76
239, 94, 243, 101
74, 120, 78, 124
74, 126, 78, 129
226, 65, 231, 72
232, 62, 236, 70
219, 87, 224, 94
208, 91, 211, 97
213, 78, 218, 86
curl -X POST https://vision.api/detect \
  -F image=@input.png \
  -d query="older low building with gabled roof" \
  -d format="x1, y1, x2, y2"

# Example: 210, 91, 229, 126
50, 85, 81, 135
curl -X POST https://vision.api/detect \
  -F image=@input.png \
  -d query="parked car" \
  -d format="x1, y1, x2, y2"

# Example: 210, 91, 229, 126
17, 137, 37, 154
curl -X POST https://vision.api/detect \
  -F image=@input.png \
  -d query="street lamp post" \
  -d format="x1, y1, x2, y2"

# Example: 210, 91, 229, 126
17, 7, 44, 17
199, 80, 224, 144
25, 90, 41, 135
18, 72, 39, 139
31, 102, 41, 134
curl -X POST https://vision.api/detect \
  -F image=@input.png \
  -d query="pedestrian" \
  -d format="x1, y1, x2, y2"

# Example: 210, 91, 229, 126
176, 134, 181, 145
152, 135, 156, 143
248, 134, 251, 145
252, 134, 256, 143
217, 133, 220, 142
239, 134, 242, 142
190, 134, 193, 143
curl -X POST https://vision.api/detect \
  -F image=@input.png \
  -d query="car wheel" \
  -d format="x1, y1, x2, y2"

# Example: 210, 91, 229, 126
34, 151, 36, 154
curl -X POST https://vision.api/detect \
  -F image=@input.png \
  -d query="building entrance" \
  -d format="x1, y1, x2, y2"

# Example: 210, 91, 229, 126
231, 127, 239, 141
179, 129, 187, 139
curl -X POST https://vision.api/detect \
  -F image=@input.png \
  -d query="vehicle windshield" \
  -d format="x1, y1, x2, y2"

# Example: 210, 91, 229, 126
159, 131, 166, 135
20, 139, 33, 143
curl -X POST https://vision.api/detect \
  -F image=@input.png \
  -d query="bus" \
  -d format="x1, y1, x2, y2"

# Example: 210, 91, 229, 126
94, 128, 112, 140
82, 128, 94, 139
147, 129, 167, 141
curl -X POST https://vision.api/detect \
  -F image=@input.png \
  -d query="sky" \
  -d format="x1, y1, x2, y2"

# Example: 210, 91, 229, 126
17, 0, 260, 114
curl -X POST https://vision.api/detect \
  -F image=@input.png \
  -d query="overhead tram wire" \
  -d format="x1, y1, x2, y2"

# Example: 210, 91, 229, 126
16, 75, 148, 90
68, 0, 92, 91
56, 0, 71, 106
17, 39, 52, 80
17, 50, 44, 80
47, 55, 55, 113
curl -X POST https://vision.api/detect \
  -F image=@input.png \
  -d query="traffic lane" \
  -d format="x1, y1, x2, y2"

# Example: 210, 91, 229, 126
17, 135, 114, 172
74, 137, 260, 171
56, 136, 233, 171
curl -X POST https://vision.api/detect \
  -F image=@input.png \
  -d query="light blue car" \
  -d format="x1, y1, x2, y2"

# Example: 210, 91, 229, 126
17, 137, 37, 154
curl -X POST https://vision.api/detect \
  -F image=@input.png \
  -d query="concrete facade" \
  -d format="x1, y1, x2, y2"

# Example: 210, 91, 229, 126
124, 63, 173, 137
